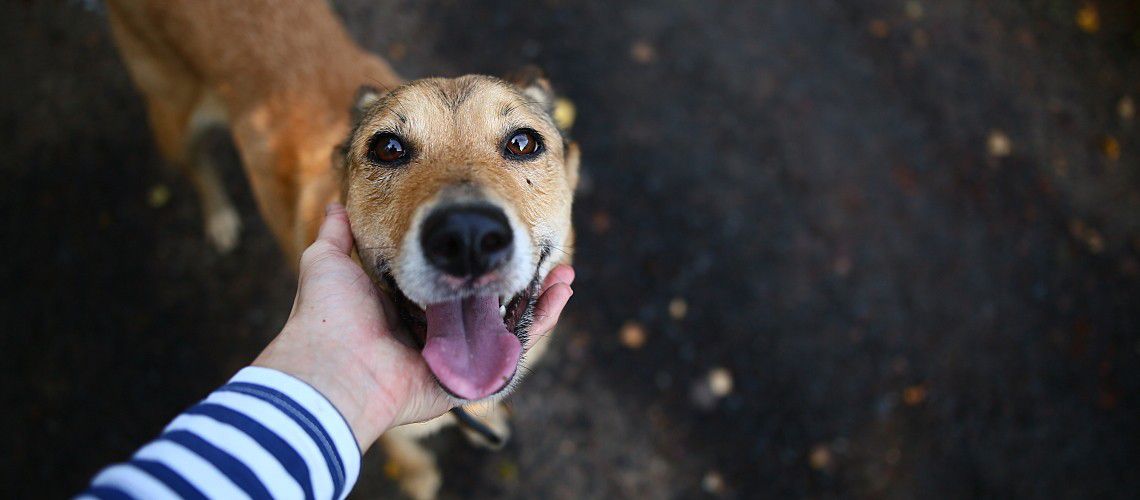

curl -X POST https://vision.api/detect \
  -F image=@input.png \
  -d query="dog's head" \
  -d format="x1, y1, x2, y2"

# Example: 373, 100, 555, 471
339, 73, 579, 403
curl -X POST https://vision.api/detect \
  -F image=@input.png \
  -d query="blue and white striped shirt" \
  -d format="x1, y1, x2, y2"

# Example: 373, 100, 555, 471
78, 367, 362, 500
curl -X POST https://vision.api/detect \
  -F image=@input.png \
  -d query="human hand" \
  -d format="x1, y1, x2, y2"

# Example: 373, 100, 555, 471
253, 203, 574, 450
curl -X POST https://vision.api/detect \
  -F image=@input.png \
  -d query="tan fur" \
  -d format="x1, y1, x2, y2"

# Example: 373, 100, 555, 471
107, 1, 578, 498
344, 77, 577, 298
107, 0, 401, 260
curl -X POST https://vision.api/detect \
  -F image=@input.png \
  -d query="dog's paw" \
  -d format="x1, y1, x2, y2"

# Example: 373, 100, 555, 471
459, 404, 512, 451
205, 207, 241, 253
386, 460, 441, 500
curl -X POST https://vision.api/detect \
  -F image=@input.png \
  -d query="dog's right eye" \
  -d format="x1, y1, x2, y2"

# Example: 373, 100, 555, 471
368, 133, 408, 164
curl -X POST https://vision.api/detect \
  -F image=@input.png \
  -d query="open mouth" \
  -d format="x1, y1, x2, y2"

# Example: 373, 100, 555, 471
379, 267, 543, 401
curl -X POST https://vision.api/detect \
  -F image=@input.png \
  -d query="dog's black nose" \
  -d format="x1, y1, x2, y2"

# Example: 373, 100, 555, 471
421, 205, 513, 278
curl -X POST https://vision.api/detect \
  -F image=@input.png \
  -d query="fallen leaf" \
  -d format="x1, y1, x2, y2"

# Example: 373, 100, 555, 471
905, 1, 924, 20
1076, 4, 1100, 34
148, 184, 171, 208
1101, 135, 1121, 161
497, 460, 519, 482
619, 321, 647, 349
903, 384, 927, 406
553, 97, 576, 131
869, 19, 891, 38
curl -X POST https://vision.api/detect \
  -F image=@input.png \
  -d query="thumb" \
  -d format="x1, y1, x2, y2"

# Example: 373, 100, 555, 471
316, 203, 354, 254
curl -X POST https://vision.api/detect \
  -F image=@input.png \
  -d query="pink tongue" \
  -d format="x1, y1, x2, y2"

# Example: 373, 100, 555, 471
422, 295, 522, 400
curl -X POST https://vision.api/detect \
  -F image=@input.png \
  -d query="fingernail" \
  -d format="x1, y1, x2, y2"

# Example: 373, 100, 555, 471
325, 203, 339, 215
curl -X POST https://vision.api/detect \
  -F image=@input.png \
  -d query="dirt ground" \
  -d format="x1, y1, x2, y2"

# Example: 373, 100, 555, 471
3, 0, 1139, 498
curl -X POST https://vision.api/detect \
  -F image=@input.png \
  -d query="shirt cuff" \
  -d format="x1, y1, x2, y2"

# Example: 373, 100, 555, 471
226, 366, 362, 499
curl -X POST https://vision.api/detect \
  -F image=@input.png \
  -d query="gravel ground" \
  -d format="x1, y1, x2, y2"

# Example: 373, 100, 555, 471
3, 0, 1139, 498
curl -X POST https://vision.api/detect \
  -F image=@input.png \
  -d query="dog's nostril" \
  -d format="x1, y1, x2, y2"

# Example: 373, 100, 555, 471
480, 231, 509, 253
421, 205, 513, 278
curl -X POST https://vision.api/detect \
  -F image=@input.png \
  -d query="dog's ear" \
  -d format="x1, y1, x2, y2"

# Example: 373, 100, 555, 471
505, 66, 578, 132
505, 67, 579, 189
333, 85, 383, 186
352, 85, 383, 126
506, 66, 555, 113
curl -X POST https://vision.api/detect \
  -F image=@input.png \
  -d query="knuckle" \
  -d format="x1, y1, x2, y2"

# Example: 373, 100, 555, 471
301, 241, 337, 264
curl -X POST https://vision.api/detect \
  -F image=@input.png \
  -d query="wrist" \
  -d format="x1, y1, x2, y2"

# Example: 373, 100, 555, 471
252, 329, 399, 450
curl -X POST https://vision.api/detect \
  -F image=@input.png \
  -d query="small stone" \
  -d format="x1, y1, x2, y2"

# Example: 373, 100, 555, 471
668, 297, 688, 320
629, 40, 657, 64
708, 367, 733, 397
619, 321, 647, 349
809, 444, 832, 470
701, 470, 726, 494
987, 130, 1012, 157
147, 184, 171, 208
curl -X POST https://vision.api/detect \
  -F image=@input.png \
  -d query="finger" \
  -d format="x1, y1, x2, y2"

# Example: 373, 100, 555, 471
541, 264, 575, 294
531, 282, 573, 335
316, 203, 353, 254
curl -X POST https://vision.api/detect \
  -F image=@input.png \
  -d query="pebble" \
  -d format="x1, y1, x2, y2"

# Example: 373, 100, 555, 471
668, 297, 688, 320
701, 470, 726, 494
708, 367, 733, 397
1119, 96, 1135, 121
987, 130, 1012, 157
809, 444, 832, 470
629, 40, 657, 64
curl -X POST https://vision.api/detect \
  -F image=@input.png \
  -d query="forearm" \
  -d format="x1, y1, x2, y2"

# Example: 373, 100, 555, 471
78, 367, 361, 500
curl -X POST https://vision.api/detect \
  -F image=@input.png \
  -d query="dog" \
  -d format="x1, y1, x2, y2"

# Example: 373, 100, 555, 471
105, 1, 579, 498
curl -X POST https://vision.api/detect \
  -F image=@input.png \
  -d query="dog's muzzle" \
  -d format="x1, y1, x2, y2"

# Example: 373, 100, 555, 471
420, 204, 514, 280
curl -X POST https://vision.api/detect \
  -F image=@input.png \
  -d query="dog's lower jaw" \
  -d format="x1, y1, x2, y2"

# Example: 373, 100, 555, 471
375, 258, 546, 404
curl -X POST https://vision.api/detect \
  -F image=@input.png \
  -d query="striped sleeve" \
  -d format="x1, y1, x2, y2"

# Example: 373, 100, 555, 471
79, 367, 362, 500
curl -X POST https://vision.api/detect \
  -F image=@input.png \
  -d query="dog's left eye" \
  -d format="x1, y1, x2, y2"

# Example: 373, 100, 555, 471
368, 132, 408, 165
504, 129, 542, 158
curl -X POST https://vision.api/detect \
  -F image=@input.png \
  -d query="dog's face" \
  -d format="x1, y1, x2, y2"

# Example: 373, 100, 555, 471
341, 74, 578, 403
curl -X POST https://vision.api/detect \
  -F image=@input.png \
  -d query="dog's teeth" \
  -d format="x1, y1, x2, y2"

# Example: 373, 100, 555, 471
499, 304, 507, 318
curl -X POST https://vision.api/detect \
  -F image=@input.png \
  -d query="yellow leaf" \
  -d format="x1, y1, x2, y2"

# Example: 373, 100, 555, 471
1077, 4, 1100, 34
